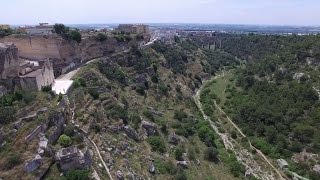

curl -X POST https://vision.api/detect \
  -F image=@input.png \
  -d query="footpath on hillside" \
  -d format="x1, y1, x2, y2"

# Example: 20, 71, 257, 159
194, 71, 286, 180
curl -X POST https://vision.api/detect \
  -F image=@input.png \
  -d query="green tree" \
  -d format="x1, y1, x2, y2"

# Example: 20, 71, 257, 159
53, 24, 69, 34
204, 147, 219, 162
58, 134, 72, 147
68, 30, 82, 43
147, 136, 166, 153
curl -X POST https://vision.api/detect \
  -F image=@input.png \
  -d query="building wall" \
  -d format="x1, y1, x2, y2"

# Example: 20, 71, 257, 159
35, 61, 55, 90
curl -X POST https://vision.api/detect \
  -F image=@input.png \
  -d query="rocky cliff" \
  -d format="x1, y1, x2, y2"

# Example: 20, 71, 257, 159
0, 35, 131, 76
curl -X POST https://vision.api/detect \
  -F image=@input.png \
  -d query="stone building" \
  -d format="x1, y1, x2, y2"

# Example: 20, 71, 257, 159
56, 146, 91, 171
19, 59, 55, 91
26, 23, 53, 36
0, 42, 55, 91
117, 24, 150, 34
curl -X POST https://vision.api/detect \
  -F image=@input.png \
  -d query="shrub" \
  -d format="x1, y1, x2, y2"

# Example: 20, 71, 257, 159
95, 33, 107, 41
5, 153, 21, 169
88, 89, 99, 100
64, 124, 75, 137
73, 78, 86, 88
155, 159, 177, 175
129, 112, 141, 130
67, 30, 82, 43
58, 134, 72, 147
63, 170, 90, 180
147, 136, 166, 153
151, 75, 159, 83
174, 110, 188, 121
204, 147, 219, 162
231, 130, 237, 139
174, 146, 184, 161
54, 24, 69, 34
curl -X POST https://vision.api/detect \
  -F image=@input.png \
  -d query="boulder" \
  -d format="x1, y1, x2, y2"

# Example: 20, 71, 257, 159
313, 164, 320, 175
168, 133, 180, 145
148, 162, 155, 174
39, 134, 48, 150
277, 159, 288, 169
24, 154, 43, 173
116, 170, 124, 180
141, 121, 158, 136
176, 161, 188, 169
124, 126, 139, 141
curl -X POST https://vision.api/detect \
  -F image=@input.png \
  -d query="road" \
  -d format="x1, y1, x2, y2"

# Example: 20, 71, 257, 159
52, 59, 98, 94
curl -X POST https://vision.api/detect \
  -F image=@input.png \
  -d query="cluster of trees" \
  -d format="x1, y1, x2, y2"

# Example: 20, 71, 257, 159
97, 60, 127, 85
0, 28, 13, 38
219, 34, 320, 179
53, 24, 82, 43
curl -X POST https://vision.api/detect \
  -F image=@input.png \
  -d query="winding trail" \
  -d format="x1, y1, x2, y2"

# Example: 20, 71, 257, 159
66, 96, 114, 180
194, 73, 286, 180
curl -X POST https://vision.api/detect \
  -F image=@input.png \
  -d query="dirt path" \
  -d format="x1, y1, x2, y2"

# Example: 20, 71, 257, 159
194, 73, 286, 180
213, 101, 285, 180
65, 96, 114, 180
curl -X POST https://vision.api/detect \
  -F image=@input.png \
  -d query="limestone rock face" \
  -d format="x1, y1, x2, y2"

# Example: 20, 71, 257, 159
0, 43, 19, 79
141, 121, 158, 136
24, 154, 43, 173
124, 126, 139, 142
168, 133, 180, 145
116, 170, 124, 180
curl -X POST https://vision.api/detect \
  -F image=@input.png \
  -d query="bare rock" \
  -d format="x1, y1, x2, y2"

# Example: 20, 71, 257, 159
168, 133, 180, 145
176, 161, 188, 169
141, 121, 158, 136
313, 164, 320, 175
116, 170, 124, 180
148, 162, 155, 174
124, 126, 139, 141
25, 154, 43, 173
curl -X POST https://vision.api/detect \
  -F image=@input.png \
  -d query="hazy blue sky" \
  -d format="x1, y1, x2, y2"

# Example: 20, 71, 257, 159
1, 0, 320, 25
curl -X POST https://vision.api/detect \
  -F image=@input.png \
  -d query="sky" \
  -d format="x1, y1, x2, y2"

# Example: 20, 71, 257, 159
1, 0, 320, 26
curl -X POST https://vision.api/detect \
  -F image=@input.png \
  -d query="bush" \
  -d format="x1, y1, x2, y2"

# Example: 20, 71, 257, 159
54, 24, 69, 34
64, 124, 75, 137
174, 146, 184, 161
175, 170, 187, 180
73, 78, 86, 88
63, 170, 90, 180
155, 159, 177, 175
204, 147, 219, 162
67, 30, 82, 43
41, 85, 52, 92
58, 134, 72, 147
95, 33, 107, 41
147, 136, 166, 153
151, 75, 159, 83
174, 110, 188, 121
5, 153, 21, 169
88, 89, 99, 100
231, 130, 237, 139
129, 112, 141, 130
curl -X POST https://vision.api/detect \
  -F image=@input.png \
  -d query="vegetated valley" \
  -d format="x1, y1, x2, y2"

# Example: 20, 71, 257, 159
1, 34, 320, 180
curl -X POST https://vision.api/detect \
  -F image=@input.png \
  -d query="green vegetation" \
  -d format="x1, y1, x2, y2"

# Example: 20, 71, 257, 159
0, 28, 13, 38
4, 153, 21, 169
53, 23, 82, 43
62, 170, 90, 180
95, 33, 108, 41
58, 134, 72, 147
147, 136, 166, 153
